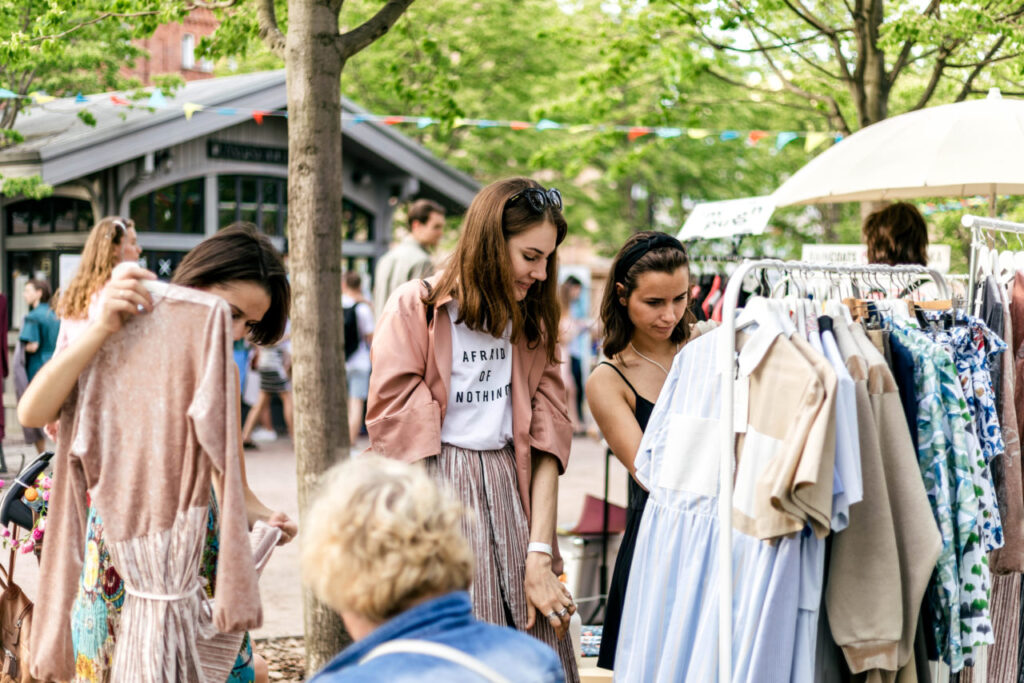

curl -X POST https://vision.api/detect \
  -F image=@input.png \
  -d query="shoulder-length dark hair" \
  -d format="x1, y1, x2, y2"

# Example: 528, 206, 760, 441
425, 177, 568, 363
863, 202, 929, 266
172, 222, 290, 345
600, 230, 692, 359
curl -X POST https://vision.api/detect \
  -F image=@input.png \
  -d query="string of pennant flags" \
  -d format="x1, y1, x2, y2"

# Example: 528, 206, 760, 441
0, 87, 846, 152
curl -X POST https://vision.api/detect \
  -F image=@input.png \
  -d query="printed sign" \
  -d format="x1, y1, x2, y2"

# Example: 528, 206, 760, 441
801, 244, 952, 273
678, 196, 775, 240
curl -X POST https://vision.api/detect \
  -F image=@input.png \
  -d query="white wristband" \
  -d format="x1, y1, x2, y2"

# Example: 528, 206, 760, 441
527, 542, 553, 556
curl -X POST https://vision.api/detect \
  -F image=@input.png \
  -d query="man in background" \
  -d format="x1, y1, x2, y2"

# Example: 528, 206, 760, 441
373, 199, 446, 313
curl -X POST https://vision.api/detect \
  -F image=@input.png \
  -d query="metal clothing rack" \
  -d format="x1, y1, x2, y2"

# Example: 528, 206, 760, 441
963, 214, 1024, 312
715, 259, 950, 683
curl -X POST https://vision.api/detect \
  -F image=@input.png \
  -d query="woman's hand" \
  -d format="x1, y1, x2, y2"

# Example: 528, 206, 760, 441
95, 265, 156, 335
524, 552, 576, 639
265, 510, 297, 545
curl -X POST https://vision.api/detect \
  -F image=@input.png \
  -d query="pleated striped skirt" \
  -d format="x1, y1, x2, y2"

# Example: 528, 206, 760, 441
426, 443, 580, 683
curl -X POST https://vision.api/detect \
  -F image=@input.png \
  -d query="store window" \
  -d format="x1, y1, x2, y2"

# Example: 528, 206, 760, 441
343, 198, 374, 242
182, 34, 196, 70
5, 197, 92, 234
8, 250, 55, 328
217, 175, 286, 237
129, 178, 205, 234
139, 251, 187, 281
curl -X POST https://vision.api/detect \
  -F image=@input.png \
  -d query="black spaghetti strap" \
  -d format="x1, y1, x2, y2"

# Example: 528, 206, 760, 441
598, 361, 641, 400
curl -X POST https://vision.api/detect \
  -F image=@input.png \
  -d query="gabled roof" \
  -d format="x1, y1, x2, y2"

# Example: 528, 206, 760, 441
0, 70, 478, 207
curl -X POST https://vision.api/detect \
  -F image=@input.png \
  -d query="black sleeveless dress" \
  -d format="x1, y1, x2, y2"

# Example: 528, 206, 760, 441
596, 361, 655, 670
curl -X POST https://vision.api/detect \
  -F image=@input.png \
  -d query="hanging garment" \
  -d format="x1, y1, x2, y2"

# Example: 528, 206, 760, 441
31, 284, 261, 682
891, 322, 992, 671
615, 316, 830, 682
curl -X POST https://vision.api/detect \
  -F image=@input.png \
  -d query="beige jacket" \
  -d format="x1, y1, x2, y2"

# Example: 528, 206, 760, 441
366, 276, 573, 569
372, 236, 435, 314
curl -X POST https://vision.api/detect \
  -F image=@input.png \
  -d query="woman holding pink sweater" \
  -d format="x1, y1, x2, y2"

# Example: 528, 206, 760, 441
366, 177, 579, 682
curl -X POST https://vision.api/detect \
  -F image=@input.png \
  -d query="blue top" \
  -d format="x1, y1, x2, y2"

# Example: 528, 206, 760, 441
310, 591, 564, 683
20, 302, 60, 382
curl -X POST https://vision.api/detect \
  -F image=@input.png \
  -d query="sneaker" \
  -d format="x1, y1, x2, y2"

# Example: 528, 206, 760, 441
251, 427, 278, 443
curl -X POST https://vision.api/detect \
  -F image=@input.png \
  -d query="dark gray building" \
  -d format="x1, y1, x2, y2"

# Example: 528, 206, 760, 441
0, 69, 478, 326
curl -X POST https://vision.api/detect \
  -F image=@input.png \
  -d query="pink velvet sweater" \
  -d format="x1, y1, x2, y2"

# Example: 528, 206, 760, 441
31, 284, 261, 681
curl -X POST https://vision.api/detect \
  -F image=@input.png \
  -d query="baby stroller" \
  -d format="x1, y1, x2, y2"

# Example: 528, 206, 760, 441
0, 451, 52, 532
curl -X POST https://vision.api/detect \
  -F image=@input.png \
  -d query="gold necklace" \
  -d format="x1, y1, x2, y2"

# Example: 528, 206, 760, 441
629, 342, 677, 375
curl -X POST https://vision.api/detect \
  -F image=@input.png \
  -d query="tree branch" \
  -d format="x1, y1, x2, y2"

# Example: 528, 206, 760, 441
337, 0, 416, 60
30, 3, 237, 43
911, 45, 952, 110
779, 0, 853, 81
256, 0, 286, 59
888, 0, 941, 84
697, 27, 825, 54
955, 35, 1006, 101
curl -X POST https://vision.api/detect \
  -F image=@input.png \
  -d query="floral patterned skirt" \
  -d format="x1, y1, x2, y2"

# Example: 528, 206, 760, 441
69, 500, 254, 683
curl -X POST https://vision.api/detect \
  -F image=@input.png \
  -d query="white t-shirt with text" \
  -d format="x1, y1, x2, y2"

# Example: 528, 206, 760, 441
439, 302, 514, 451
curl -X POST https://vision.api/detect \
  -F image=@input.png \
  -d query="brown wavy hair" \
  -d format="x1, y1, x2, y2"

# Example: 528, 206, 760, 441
55, 216, 133, 320
172, 222, 291, 345
863, 202, 928, 266
599, 231, 693, 359
425, 177, 568, 363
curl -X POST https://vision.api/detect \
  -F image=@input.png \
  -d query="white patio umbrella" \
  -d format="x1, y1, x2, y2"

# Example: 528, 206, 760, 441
771, 89, 1024, 212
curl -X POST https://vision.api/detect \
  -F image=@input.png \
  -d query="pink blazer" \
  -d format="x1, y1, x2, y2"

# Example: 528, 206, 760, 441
367, 276, 573, 562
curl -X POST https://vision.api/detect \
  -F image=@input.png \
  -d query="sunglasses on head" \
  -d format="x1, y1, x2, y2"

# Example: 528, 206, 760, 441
508, 187, 563, 213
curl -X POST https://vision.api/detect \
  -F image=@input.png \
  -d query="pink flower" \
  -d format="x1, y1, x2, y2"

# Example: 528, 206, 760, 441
19, 541, 33, 554
36, 519, 45, 532
42, 491, 50, 502
0, 480, 6, 489
31, 528, 43, 541
1, 529, 10, 538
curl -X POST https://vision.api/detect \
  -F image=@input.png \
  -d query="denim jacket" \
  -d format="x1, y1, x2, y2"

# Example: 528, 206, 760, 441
310, 591, 564, 683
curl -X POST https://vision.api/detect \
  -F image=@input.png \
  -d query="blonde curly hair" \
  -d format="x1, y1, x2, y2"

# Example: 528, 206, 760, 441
301, 456, 473, 623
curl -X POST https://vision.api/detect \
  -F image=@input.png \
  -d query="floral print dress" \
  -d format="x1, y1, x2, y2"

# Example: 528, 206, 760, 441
69, 496, 254, 683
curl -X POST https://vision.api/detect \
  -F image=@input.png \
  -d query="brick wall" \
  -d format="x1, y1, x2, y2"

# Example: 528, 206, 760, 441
122, 9, 219, 86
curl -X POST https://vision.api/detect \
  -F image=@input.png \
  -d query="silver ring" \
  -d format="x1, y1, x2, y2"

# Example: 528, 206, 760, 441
546, 611, 558, 621
557, 607, 569, 617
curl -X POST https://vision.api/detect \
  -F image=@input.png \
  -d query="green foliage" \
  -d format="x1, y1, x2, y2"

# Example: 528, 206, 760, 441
0, 174, 52, 199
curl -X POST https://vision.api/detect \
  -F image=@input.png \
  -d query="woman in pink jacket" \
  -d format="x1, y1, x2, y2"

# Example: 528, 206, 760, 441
366, 177, 579, 682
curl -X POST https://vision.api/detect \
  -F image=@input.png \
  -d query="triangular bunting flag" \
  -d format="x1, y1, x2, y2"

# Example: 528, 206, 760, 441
75, 92, 88, 103
183, 103, 204, 120
509, 121, 532, 130
747, 130, 769, 145
216, 108, 237, 116
719, 131, 739, 141
252, 110, 268, 125
536, 119, 561, 131
627, 127, 652, 142
656, 128, 682, 138
110, 95, 130, 106
476, 120, 499, 128
687, 129, 710, 139
416, 117, 434, 128
31, 92, 55, 104
0, 88, 17, 99
805, 132, 828, 151
147, 89, 167, 109
775, 132, 799, 150
383, 116, 404, 125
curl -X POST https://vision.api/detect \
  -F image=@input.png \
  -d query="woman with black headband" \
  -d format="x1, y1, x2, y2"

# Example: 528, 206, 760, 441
366, 177, 580, 682
587, 230, 695, 669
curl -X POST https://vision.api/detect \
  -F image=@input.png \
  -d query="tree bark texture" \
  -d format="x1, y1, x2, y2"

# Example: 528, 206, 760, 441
285, 0, 351, 673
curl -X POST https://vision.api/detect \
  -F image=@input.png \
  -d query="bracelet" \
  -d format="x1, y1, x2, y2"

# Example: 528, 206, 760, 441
527, 542, 553, 556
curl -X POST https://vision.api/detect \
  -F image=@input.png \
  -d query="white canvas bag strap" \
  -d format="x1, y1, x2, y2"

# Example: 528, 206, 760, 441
359, 638, 511, 683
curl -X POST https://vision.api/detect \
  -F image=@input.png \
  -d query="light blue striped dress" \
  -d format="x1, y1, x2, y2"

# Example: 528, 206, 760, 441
613, 326, 807, 682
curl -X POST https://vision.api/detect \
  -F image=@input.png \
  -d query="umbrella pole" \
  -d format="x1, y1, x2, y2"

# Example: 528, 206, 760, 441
990, 186, 997, 217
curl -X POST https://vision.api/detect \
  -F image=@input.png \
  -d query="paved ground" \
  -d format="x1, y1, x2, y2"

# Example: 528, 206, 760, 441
9, 432, 629, 640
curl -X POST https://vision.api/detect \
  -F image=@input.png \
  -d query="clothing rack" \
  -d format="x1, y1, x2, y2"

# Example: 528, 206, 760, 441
716, 260, 950, 683
963, 214, 1024, 312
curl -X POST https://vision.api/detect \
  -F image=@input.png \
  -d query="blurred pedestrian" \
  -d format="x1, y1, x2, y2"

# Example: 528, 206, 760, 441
54, 216, 143, 353
558, 277, 587, 433
18, 278, 59, 452
241, 327, 294, 446
303, 456, 565, 682
373, 198, 446, 313
342, 271, 374, 444
368, 177, 579, 682
863, 202, 929, 266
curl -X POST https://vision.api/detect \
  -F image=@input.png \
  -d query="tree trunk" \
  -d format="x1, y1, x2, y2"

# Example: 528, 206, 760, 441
286, 0, 351, 673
